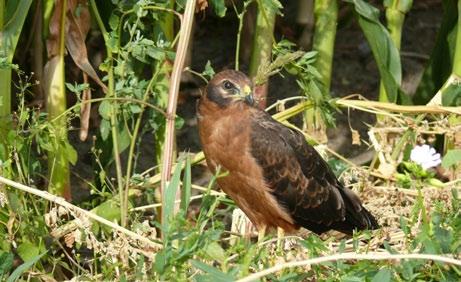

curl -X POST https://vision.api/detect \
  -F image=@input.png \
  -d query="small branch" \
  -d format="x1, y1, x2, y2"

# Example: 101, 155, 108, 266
160, 0, 196, 221
0, 176, 161, 250
236, 252, 461, 282
337, 98, 461, 115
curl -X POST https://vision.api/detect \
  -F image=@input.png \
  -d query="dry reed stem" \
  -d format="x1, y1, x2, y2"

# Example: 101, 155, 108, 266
0, 176, 161, 250
237, 252, 461, 282
337, 98, 461, 115
160, 0, 196, 214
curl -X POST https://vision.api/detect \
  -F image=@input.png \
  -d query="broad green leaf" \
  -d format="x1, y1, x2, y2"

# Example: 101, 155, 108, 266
98, 100, 112, 120
17, 241, 39, 262
413, 0, 458, 104
7, 252, 47, 282
203, 242, 226, 263
64, 142, 78, 165
372, 268, 392, 282
190, 260, 234, 282
0, 0, 34, 62
442, 149, 461, 169
162, 159, 184, 232
0, 252, 14, 276
100, 119, 111, 140
209, 0, 227, 17
117, 124, 131, 153
441, 82, 461, 106
345, 0, 402, 102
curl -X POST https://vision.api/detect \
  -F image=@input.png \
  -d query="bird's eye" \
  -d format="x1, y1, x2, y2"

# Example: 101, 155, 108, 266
223, 80, 233, 90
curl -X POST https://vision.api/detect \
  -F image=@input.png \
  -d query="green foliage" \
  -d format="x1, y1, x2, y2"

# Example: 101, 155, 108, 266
442, 149, 461, 169
345, 0, 403, 103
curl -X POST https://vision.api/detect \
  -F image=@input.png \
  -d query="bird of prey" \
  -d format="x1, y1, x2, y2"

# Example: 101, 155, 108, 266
197, 70, 379, 236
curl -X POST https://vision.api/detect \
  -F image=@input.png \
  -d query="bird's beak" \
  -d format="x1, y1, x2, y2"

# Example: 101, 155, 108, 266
242, 85, 254, 105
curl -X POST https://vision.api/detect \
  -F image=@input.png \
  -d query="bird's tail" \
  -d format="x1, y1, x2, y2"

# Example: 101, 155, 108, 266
332, 189, 379, 235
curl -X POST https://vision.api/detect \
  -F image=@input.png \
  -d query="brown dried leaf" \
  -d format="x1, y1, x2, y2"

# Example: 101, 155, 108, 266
196, 0, 208, 12
46, 0, 65, 58
65, 0, 107, 92
79, 73, 91, 141
64, 232, 76, 248
351, 129, 361, 145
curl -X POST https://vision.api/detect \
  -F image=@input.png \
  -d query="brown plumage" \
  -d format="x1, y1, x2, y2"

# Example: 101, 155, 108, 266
197, 70, 379, 235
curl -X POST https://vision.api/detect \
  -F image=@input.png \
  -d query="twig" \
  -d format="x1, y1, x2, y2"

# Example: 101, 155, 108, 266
337, 98, 461, 115
236, 252, 461, 282
0, 176, 162, 250
160, 0, 196, 224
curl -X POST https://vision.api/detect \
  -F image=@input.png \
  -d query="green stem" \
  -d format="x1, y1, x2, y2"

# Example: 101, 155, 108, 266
123, 66, 160, 224
234, 0, 252, 71
312, 0, 338, 94
0, 0, 10, 137
453, 0, 461, 76
89, 0, 126, 226
47, 0, 70, 199
0, 68, 11, 124
379, 0, 409, 103
249, 1, 276, 76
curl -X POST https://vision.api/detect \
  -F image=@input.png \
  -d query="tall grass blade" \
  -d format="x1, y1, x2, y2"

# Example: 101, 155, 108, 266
345, 0, 402, 103
180, 154, 191, 212
162, 158, 184, 235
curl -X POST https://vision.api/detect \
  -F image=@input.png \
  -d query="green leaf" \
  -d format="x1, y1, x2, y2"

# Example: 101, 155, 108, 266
345, 0, 402, 102
203, 242, 226, 263
100, 119, 111, 140
109, 14, 120, 30
64, 142, 78, 165
413, 0, 458, 104
209, 0, 227, 17
1, 0, 34, 62
117, 124, 131, 153
162, 159, 184, 232
181, 155, 191, 212
190, 260, 234, 282
372, 268, 392, 282
442, 82, 461, 106
442, 149, 461, 169
98, 100, 111, 120
0, 252, 14, 276
17, 241, 40, 262
203, 61, 215, 80
7, 252, 47, 282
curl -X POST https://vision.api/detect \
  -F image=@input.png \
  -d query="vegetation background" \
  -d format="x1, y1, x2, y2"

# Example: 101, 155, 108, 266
0, 0, 461, 281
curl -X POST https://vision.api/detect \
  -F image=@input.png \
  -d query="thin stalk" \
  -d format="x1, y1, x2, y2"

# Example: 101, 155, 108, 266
89, 0, 126, 226
379, 0, 412, 103
123, 67, 160, 224
312, 0, 338, 94
248, 0, 277, 108
234, 0, 252, 71
453, 0, 461, 76
304, 0, 338, 143
46, 0, 71, 199
160, 0, 196, 231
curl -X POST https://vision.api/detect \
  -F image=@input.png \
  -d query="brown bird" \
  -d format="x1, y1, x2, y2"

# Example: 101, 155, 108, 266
197, 70, 379, 237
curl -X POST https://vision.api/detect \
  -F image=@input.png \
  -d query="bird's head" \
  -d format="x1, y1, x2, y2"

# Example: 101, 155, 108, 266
205, 70, 255, 107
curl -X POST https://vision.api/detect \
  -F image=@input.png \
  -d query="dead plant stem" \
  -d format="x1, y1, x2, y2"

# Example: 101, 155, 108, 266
160, 0, 196, 226
237, 252, 461, 282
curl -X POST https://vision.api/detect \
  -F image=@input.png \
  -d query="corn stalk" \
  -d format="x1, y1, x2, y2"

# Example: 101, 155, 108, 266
304, 0, 338, 143
379, 0, 413, 104
249, 0, 279, 108
0, 0, 33, 160
44, 0, 74, 200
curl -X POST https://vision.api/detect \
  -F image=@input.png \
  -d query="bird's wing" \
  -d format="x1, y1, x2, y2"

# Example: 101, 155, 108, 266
249, 111, 375, 233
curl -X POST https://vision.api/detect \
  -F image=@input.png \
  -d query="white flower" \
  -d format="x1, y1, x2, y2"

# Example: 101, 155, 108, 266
410, 144, 442, 170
